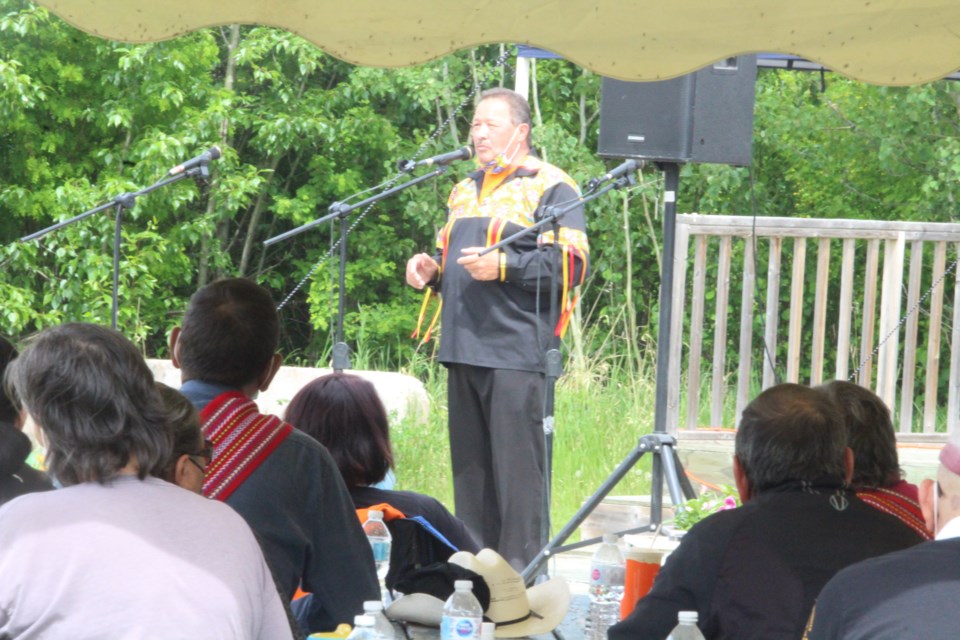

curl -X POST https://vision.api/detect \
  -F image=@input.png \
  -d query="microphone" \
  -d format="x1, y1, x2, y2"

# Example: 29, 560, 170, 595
398, 147, 473, 172
586, 158, 639, 191
167, 146, 222, 176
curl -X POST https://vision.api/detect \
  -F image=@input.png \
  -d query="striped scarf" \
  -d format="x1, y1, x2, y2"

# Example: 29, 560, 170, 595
857, 486, 932, 541
200, 391, 292, 501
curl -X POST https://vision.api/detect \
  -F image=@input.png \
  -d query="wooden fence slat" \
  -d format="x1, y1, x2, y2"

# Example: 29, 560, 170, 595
668, 222, 691, 435
811, 238, 831, 385
763, 238, 782, 390
736, 237, 756, 423
877, 234, 906, 412
949, 243, 960, 435
686, 236, 708, 430
836, 239, 856, 381
899, 240, 924, 434
787, 238, 807, 383
924, 242, 947, 433
858, 239, 880, 388
711, 236, 733, 426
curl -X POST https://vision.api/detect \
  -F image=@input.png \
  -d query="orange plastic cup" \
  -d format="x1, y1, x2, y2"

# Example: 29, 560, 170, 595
621, 549, 662, 619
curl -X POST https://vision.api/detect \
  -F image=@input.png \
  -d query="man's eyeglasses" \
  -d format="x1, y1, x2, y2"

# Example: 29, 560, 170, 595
187, 439, 214, 474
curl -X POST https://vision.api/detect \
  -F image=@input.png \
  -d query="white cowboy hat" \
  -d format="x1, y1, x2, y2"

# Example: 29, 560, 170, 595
386, 548, 570, 638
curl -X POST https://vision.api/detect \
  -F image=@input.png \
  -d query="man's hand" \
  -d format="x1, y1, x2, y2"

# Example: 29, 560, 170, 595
457, 247, 499, 281
406, 253, 440, 289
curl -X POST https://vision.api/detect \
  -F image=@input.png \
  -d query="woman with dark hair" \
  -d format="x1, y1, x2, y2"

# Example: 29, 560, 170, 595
155, 382, 211, 494
285, 372, 479, 552
0, 335, 52, 506
0, 323, 293, 639
820, 379, 931, 540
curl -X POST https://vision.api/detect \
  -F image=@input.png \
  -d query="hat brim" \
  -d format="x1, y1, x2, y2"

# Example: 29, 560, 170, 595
493, 577, 570, 638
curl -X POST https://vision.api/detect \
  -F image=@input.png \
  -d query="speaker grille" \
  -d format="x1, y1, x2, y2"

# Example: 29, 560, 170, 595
598, 56, 757, 166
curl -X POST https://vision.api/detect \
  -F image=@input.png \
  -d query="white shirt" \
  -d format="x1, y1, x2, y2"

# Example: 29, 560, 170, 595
0, 475, 293, 639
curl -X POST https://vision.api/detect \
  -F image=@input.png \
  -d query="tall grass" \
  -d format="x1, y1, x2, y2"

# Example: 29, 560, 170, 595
388, 353, 659, 538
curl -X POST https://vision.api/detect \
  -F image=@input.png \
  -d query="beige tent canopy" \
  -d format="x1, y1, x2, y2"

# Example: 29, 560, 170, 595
33, 0, 960, 86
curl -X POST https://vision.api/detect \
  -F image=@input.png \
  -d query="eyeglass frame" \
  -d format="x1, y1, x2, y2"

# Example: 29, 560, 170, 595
186, 439, 214, 474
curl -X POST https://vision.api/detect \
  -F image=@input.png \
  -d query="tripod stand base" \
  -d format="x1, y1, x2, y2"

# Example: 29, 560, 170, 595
521, 433, 696, 584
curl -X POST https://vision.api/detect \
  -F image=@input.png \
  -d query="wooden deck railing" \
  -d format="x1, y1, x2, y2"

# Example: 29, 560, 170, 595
666, 215, 960, 437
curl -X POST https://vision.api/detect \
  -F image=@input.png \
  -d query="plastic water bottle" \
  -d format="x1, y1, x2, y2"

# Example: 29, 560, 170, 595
346, 614, 385, 640
440, 579, 483, 640
363, 600, 396, 640
362, 509, 392, 582
480, 622, 495, 640
666, 611, 705, 640
586, 533, 626, 640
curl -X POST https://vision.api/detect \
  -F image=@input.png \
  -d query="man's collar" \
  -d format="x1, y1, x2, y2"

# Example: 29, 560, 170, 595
179, 379, 241, 411
754, 478, 849, 497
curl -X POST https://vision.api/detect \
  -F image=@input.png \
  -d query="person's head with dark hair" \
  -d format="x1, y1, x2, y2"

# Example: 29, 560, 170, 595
155, 382, 210, 494
170, 277, 281, 392
819, 380, 901, 488
734, 383, 852, 500
5, 323, 171, 486
0, 335, 19, 426
284, 372, 393, 488
0, 335, 29, 482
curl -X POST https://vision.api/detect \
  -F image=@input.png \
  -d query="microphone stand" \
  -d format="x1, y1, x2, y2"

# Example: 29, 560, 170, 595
264, 167, 449, 372
478, 173, 634, 582
21, 163, 212, 330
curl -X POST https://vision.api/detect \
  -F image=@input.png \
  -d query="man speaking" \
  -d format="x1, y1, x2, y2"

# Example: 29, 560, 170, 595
406, 88, 589, 571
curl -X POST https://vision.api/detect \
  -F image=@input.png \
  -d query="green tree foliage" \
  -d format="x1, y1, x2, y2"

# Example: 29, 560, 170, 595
3, 0, 960, 374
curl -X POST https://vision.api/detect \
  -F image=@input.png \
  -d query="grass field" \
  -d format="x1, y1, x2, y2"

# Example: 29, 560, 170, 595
386, 349, 660, 542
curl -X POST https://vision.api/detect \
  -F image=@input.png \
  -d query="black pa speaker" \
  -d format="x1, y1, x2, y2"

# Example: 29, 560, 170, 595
598, 56, 758, 166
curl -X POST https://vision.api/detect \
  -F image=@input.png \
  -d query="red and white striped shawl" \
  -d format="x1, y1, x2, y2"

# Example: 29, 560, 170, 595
200, 391, 292, 501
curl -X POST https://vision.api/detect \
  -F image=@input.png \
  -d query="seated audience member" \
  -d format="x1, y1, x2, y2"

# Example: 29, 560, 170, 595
821, 379, 930, 540
284, 372, 479, 553
608, 383, 922, 640
170, 278, 378, 632
807, 430, 960, 638
0, 323, 292, 639
154, 382, 210, 494
0, 335, 52, 506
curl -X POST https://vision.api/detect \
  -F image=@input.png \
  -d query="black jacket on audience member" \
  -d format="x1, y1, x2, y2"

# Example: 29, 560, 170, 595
0, 423, 53, 507
609, 481, 924, 640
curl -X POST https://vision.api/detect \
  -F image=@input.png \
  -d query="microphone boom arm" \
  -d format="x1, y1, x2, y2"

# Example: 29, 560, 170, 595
263, 166, 448, 247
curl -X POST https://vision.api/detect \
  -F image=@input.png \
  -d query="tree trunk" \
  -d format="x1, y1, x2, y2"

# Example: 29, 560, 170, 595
199, 24, 240, 286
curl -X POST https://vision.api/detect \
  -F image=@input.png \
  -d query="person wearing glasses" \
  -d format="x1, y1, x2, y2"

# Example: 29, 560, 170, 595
0, 323, 293, 639
155, 382, 211, 494
404, 88, 589, 572
806, 431, 960, 639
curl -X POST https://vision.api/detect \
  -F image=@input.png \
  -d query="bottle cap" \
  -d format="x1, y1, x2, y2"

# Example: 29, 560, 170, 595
678, 610, 698, 623
363, 600, 384, 612
602, 533, 619, 545
453, 579, 474, 590
368, 509, 384, 519
355, 614, 376, 627
481, 622, 495, 640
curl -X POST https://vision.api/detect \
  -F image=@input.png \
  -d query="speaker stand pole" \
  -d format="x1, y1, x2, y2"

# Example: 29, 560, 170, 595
521, 162, 696, 584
